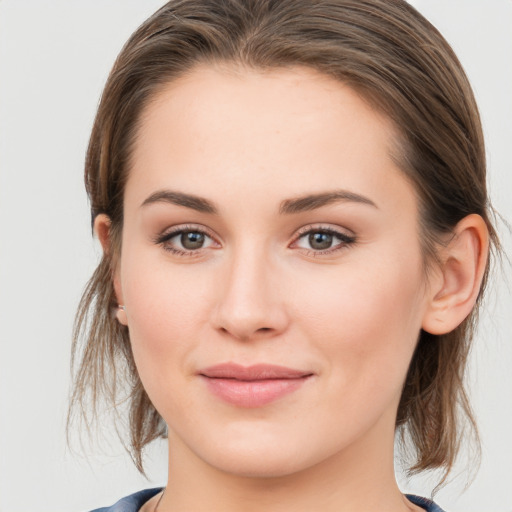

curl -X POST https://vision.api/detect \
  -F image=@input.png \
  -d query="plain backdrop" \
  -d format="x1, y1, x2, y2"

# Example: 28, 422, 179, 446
0, 1, 511, 511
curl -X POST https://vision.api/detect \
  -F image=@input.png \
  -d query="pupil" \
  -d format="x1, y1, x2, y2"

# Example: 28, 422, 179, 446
181, 231, 205, 249
309, 232, 332, 250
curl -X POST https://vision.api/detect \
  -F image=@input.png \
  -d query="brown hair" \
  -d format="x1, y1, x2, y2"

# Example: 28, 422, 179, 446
69, 0, 499, 483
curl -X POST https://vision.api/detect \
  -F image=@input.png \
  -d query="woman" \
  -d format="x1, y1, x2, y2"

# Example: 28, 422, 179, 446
69, 1, 499, 511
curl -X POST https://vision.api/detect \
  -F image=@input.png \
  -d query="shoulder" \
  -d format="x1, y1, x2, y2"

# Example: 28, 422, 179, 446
89, 489, 445, 512
89, 488, 163, 512
406, 494, 447, 512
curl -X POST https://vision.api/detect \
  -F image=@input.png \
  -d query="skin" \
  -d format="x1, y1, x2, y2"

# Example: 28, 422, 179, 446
96, 65, 488, 512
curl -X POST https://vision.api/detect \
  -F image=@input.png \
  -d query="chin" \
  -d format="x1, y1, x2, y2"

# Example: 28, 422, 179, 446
190, 428, 338, 479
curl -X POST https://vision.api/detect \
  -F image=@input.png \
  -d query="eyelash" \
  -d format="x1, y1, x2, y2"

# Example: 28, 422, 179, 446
292, 225, 356, 256
153, 224, 218, 257
154, 224, 356, 257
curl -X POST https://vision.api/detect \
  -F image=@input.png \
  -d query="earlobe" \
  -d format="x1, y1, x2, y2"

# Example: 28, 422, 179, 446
422, 214, 489, 335
116, 305, 128, 326
93, 214, 128, 326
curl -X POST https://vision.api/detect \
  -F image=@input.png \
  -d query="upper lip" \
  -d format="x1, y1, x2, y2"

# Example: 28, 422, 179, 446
199, 363, 313, 381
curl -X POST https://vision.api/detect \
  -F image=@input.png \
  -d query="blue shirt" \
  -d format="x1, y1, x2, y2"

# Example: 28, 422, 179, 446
90, 488, 446, 511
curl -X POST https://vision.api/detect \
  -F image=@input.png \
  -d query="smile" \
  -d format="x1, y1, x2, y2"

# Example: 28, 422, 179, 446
198, 363, 314, 408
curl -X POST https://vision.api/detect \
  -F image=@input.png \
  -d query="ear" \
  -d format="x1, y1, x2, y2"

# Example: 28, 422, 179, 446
422, 214, 489, 335
94, 214, 128, 326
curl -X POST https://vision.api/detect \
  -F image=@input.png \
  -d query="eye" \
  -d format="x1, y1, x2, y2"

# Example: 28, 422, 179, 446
177, 231, 208, 250
292, 227, 355, 254
155, 226, 218, 255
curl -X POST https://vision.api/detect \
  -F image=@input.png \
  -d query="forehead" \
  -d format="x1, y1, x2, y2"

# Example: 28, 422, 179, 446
127, 64, 414, 215
138, 64, 396, 156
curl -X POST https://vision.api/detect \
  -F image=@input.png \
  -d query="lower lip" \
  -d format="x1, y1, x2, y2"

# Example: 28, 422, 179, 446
201, 376, 311, 407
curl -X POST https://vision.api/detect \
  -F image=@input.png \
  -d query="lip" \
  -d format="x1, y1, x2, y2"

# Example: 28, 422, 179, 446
198, 363, 313, 408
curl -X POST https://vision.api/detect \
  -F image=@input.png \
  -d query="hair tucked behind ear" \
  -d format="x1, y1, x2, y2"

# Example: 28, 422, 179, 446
69, 0, 500, 482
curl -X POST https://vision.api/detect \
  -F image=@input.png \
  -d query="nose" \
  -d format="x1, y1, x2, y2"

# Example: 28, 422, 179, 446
212, 247, 289, 342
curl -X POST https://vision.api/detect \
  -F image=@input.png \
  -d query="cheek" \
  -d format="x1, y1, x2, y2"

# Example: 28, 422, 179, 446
118, 247, 212, 388
293, 248, 426, 392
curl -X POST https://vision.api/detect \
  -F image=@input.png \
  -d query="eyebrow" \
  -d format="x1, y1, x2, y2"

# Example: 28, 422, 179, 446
140, 188, 377, 215
279, 190, 378, 214
141, 190, 218, 214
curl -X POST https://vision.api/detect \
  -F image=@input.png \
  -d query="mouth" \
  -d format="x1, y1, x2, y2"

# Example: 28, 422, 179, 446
198, 363, 314, 408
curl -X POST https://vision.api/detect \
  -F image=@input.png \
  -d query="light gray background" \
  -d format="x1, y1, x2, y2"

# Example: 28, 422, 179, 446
0, 1, 511, 511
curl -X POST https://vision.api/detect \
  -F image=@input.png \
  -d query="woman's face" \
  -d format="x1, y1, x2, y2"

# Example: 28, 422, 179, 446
112, 65, 435, 477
